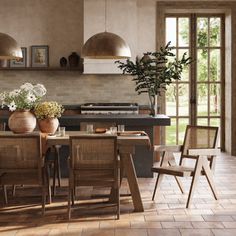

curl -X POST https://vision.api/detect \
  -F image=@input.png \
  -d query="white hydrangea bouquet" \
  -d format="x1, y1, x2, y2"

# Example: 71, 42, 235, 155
0, 82, 47, 111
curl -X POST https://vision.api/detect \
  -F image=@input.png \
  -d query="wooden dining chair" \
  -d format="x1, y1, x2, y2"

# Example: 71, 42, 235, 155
68, 134, 120, 220
152, 125, 220, 208
0, 122, 7, 203
0, 132, 49, 215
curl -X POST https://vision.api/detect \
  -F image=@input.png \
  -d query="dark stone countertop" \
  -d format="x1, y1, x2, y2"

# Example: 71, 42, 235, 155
58, 114, 170, 127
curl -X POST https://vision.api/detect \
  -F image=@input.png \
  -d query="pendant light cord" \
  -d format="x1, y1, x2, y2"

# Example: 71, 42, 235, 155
105, 0, 107, 32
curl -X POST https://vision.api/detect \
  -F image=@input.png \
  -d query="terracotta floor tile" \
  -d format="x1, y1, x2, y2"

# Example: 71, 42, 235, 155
67, 221, 99, 229
131, 221, 162, 228
82, 229, 115, 236
120, 213, 145, 221
15, 228, 51, 236
148, 228, 181, 236
180, 229, 213, 236
158, 209, 186, 215
222, 221, 236, 228
115, 229, 148, 236
0, 231, 18, 236
161, 222, 193, 229
174, 215, 204, 222
145, 215, 174, 222
202, 215, 234, 222
191, 221, 224, 229
99, 220, 130, 229
48, 228, 82, 236
212, 229, 236, 236
185, 209, 214, 215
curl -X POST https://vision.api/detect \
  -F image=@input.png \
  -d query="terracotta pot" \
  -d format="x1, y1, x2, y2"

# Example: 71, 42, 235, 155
8, 110, 36, 134
38, 118, 59, 134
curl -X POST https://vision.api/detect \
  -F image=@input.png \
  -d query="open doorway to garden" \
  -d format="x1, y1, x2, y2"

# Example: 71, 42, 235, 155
165, 14, 224, 147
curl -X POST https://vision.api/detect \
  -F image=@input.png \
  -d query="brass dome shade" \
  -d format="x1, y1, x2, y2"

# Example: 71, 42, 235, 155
0, 33, 22, 59
82, 32, 131, 59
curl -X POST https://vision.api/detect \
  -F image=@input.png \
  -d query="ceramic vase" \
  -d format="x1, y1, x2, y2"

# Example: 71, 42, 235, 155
60, 57, 67, 67
68, 52, 80, 67
38, 118, 59, 134
8, 110, 36, 133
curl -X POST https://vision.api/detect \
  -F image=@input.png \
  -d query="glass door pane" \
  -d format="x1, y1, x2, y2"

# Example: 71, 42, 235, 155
165, 16, 190, 145
196, 16, 222, 129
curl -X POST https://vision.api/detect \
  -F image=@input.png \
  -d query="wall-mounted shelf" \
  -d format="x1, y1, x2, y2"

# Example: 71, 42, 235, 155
0, 67, 83, 72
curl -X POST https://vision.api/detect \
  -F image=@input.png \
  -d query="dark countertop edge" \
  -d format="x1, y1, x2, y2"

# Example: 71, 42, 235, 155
58, 114, 170, 126
61, 104, 151, 110
0, 105, 152, 110
0, 114, 170, 126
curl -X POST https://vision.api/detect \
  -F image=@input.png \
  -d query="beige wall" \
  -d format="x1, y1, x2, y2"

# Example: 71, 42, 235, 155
0, 0, 84, 67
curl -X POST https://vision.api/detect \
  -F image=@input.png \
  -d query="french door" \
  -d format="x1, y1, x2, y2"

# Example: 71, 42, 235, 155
165, 14, 224, 147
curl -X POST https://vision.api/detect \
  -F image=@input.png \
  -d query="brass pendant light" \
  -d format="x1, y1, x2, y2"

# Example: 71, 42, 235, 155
82, 0, 131, 59
0, 33, 22, 59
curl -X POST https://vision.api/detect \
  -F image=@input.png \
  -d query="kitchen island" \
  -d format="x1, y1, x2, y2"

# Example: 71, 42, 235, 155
60, 114, 170, 177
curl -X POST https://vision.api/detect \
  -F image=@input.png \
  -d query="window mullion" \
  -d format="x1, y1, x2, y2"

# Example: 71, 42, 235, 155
190, 14, 197, 125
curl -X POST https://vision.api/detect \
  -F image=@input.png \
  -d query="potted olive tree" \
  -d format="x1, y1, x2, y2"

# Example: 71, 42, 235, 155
115, 42, 192, 116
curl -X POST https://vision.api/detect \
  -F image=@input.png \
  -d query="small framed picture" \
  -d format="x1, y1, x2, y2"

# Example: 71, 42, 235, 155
10, 47, 27, 68
31, 45, 49, 67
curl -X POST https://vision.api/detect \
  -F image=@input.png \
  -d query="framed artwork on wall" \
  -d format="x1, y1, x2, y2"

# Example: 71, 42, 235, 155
31, 45, 49, 67
10, 47, 27, 68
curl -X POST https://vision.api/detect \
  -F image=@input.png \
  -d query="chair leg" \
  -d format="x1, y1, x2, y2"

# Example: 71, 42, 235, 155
46, 164, 52, 204
52, 160, 57, 196
117, 167, 120, 220
68, 186, 71, 220
202, 158, 218, 200
186, 157, 203, 208
55, 146, 61, 187
71, 188, 75, 206
174, 176, 185, 194
42, 185, 46, 216
52, 146, 61, 196
3, 185, 8, 204
12, 185, 16, 197
152, 174, 164, 201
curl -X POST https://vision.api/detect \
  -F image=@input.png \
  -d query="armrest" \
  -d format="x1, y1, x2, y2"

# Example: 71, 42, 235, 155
188, 148, 221, 156
154, 145, 182, 152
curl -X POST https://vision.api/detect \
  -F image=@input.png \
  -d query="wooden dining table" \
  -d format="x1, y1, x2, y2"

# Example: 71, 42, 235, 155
46, 131, 151, 212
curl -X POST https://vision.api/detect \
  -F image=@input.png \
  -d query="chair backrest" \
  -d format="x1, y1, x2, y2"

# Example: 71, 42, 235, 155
69, 135, 118, 184
181, 125, 218, 167
0, 133, 42, 175
182, 125, 218, 155
80, 122, 116, 131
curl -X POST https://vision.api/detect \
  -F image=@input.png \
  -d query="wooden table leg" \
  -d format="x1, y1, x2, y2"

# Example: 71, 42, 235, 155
122, 153, 144, 212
